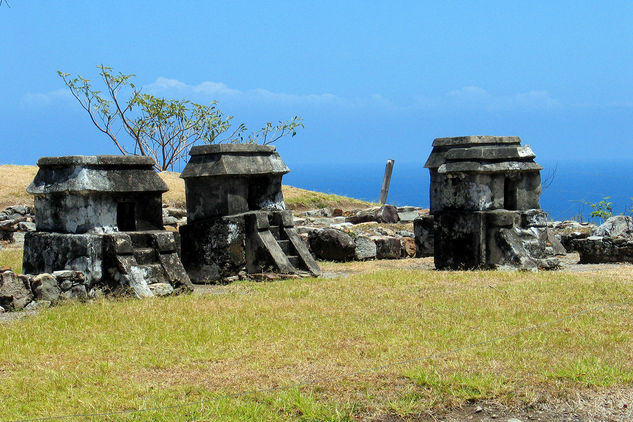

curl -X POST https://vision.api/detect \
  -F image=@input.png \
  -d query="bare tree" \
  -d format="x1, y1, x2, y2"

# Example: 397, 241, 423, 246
59, 65, 303, 171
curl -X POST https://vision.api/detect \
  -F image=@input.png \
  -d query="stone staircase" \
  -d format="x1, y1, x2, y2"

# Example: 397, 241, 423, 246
268, 214, 304, 271
104, 231, 193, 297
245, 211, 320, 277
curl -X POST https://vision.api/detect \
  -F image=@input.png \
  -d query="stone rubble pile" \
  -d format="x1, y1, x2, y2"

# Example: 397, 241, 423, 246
162, 206, 187, 228
159, 204, 426, 263
573, 215, 633, 263
547, 220, 596, 252
0, 269, 95, 313
0, 205, 36, 245
295, 205, 425, 261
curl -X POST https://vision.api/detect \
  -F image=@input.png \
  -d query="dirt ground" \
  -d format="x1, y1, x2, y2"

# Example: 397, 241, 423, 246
374, 387, 633, 421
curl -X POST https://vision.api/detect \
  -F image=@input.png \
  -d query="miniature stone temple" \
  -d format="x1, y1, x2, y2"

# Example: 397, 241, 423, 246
424, 136, 563, 270
23, 156, 192, 297
179, 144, 320, 282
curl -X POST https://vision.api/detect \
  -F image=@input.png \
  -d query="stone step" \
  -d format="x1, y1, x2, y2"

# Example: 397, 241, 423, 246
133, 247, 157, 265
134, 263, 168, 285
269, 225, 281, 239
287, 255, 302, 268
277, 239, 291, 254
128, 232, 151, 248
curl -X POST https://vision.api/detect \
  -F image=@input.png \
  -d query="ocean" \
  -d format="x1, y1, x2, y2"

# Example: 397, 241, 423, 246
283, 159, 633, 222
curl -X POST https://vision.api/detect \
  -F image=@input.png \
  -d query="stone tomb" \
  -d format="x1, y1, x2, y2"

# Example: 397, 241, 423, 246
22, 156, 192, 297
179, 144, 320, 282
425, 136, 563, 270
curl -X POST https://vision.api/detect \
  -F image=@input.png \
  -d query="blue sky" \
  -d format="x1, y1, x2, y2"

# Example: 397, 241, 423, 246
2, 1, 632, 167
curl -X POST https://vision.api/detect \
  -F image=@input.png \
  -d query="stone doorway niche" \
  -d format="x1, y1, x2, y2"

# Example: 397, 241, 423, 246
117, 202, 136, 231
503, 176, 518, 210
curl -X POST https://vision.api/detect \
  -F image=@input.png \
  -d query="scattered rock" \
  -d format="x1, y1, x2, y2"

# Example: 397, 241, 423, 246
25, 300, 51, 311
572, 216, 633, 263
0, 271, 33, 311
31, 273, 61, 302
11, 232, 25, 244
401, 237, 417, 257
593, 215, 633, 238
354, 236, 377, 260
330, 222, 353, 230
347, 205, 400, 224
396, 206, 422, 222
304, 208, 332, 218
148, 282, 175, 297
162, 207, 187, 227
550, 220, 595, 252
372, 236, 403, 259
308, 228, 355, 261
18, 221, 36, 232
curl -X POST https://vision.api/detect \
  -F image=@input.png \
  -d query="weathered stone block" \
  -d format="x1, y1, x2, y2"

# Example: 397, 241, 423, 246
158, 253, 193, 291
372, 236, 404, 260
105, 233, 134, 255
32, 273, 61, 302
150, 232, 177, 253
0, 271, 33, 310
574, 236, 633, 264
180, 218, 247, 283
434, 212, 486, 269
354, 236, 377, 260
487, 209, 520, 227
280, 211, 294, 227
308, 229, 355, 261
413, 215, 434, 257
23, 232, 104, 285
520, 209, 547, 228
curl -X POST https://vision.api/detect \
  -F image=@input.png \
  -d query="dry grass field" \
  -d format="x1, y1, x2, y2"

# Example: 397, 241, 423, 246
0, 165, 38, 209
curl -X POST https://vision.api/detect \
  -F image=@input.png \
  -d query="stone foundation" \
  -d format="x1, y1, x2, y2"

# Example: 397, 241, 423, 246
23, 230, 192, 297
434, 209, 562, 270
181, 210, 320, 283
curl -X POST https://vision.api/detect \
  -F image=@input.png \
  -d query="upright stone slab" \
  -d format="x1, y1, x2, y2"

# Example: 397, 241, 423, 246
179, 144, 320, 282
23, 155, 192, 297
424, 136, 560, 270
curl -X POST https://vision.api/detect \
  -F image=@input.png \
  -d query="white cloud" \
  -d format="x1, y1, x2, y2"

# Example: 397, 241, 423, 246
417, 86, 562, 111
144, 77, 394, 109
20, 80, 560, 113
20, 88, 72, 107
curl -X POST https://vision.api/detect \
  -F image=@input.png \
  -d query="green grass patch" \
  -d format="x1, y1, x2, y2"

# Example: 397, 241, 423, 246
0, 269, 632, 420
283, 185, 373, 210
